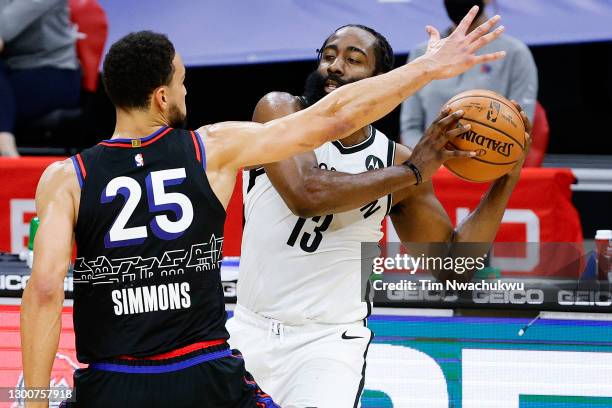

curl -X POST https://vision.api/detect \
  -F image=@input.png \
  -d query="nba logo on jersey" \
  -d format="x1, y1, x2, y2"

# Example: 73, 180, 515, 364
134, 153, 144, 167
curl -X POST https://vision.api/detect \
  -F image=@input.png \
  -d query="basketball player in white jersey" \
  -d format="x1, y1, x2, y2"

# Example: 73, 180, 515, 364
228, 17, 532, 408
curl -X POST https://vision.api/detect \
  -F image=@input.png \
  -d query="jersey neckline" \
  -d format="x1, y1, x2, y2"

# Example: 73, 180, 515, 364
331, 126, 376, 154
99, 126, 173, 148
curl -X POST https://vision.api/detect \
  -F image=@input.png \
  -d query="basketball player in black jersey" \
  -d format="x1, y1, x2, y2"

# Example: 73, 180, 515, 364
21, 7, 506, 407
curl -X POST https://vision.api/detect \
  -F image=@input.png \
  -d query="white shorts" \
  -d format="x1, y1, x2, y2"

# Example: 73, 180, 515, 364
227, 304, 373, 408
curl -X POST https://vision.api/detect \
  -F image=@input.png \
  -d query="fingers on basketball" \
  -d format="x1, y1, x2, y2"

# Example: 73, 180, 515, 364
443, 90, 527, 181
521, 111, 532, 134
442, 120, 477, 160
524, 132, 532, 151
439, 109, 464, 128
443, 148, 478, 160
509, 99, 522, 112
510, 99, 532, 134
446, 122, 471, 139
435, 110, 465, 145
435, 105, 452, 122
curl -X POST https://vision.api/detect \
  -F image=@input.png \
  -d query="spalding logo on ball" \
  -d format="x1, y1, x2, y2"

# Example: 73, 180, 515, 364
444, 89, 526, 182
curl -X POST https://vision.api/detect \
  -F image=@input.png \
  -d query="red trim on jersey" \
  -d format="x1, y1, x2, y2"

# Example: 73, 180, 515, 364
190, 131, 202, 163
75, 153, 87, 179
99, 127, 173, 148
118, 339, 226, 361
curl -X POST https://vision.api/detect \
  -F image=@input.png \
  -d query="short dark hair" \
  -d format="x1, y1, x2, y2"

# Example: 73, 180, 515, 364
317, 24, 395, 74
102, 31, 176, 109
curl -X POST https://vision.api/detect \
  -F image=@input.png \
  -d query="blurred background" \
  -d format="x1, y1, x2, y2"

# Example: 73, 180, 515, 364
8, 0, 612, 156
6, 0, 611, 237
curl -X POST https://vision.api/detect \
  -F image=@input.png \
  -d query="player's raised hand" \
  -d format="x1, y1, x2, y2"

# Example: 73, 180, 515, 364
407, 107, 478, 182
422, 6, 506, 80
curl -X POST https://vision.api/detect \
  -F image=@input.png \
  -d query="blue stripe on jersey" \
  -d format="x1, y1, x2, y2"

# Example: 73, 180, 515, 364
70, 156, 84, 188
194, 130, 206, 171
89, 348, 231, 374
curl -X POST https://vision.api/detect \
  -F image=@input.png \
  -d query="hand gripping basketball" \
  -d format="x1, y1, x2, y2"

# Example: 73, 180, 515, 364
442, 91, 528, 182
407, 107, 475, 183
504, 100, 533, 181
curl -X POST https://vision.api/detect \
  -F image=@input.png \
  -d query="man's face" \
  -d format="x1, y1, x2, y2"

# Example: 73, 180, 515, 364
304, 27, 378, 105
166, 53, 187, 128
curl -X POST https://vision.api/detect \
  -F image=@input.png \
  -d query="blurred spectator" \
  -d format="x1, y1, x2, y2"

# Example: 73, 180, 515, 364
400, 0, 537, 147
0, 0, 81, 156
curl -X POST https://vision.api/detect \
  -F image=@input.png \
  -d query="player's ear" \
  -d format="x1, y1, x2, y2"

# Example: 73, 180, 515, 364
152, 86, 168, 111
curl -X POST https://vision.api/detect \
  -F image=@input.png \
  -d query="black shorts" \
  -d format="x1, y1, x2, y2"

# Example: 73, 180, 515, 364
60, 345, 278, 408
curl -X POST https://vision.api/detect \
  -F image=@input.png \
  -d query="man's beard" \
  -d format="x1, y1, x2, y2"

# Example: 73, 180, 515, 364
168, 103, 187, 129
302, 70, 358, 107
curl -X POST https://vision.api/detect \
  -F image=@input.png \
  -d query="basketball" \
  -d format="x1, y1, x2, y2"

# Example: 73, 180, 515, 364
443, 89, 526, 182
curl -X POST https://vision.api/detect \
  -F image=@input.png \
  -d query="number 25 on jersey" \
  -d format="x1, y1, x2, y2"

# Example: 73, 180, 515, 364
101, 168, 194, 248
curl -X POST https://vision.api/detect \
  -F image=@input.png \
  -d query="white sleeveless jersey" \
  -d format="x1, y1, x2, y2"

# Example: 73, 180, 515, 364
238, 127, 396, 324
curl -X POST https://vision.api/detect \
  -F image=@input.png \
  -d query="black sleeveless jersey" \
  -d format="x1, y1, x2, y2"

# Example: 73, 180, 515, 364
70, 127, 228, 363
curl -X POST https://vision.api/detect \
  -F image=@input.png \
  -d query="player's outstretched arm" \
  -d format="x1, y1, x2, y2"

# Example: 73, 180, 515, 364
253, 93, 473, 218
21, 161, 77, 408
200, 6, 505, 171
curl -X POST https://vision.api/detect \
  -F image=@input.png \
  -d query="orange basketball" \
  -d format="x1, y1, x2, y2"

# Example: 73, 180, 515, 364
443, 89, 526, 182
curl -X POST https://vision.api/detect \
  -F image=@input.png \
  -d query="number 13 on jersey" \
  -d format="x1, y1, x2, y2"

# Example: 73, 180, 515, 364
287, 215, 333, 253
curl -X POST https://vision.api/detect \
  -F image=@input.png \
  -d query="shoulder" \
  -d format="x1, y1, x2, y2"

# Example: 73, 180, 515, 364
253, 92, 303, 122
258, 91, 303, 108
40, 159, 77, 185
196, 91, 302, 135
36, 159, 79, 204
195, 121, 252, 148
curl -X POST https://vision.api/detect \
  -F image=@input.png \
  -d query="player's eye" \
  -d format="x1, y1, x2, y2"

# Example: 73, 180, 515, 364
323, 54, 335, 62
347, 57, 361, 64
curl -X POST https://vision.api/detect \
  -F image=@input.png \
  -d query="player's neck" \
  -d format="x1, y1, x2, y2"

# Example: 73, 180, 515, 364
112, 109, 168, 140
338, 126, 370, 146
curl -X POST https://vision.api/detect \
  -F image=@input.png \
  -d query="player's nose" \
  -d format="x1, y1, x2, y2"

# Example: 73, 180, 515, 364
327, 58, 344, 76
